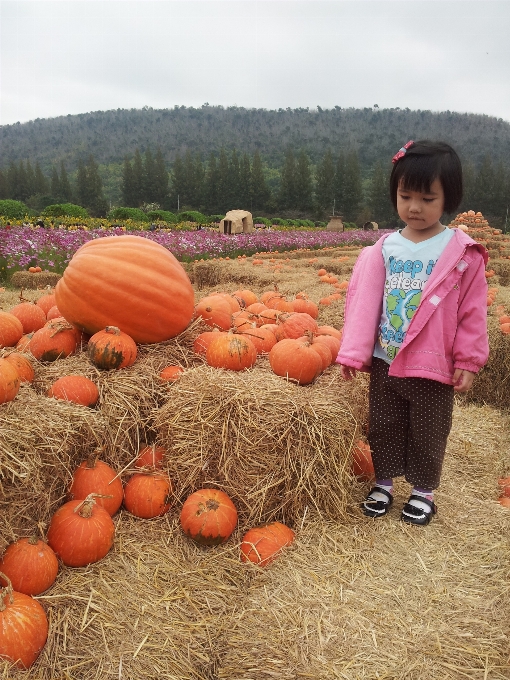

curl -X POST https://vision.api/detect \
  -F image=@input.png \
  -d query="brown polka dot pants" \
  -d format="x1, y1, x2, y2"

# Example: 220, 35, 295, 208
368, 357, 454, 490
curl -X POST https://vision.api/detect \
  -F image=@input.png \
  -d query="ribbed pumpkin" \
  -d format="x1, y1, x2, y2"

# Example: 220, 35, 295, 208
54, 235, 195, 343
68, 454, 124, 516
206, 333, 257, 371
237, 326, 277, 354
135, 443, 165, 470
316, 325, 343, 340
15, 333, 33, 352
193, 330, 226, 355
45, 305, 62, 321
4, 352, 34, 383
313, 334, 341, 364
240, 522, 295, 567
180, 489, 238, 546
274, 313, 319, 341
0, 359, 21, 405
194, 296, 232, 331
28, 319, 78, 362
47, 494, 115, 567
0, 572, 49, 669
123, 472, 173, 519
0, 311, 23, 348
292, 295, 319, 319
269, 338, 322, 385
232, 289, 258, 307
8, 302, 46, 334
47, 375, 100, 407
0, 537, 58, 596
36, 292, 57, 316
88, 326, 137, 369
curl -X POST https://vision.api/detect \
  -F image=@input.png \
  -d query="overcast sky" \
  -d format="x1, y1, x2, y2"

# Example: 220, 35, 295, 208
1, 0, 509, 126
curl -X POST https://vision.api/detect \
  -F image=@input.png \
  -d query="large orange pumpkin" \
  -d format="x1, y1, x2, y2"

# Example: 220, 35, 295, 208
47, 375, 100, 406
206, 333, 257, 371
240, 522, 295, 567
0, 311, 24, 349
8, 302, 46, 334
47, 495, 115, 567
180, 488, 238, 545
274, 313, 319, 341
54, 235, 195, 343
0, 572, 49, 669
0, 537, 58, 596
269, 338, 322, 385
28, 319, 78, 362
4, 352, 34, 383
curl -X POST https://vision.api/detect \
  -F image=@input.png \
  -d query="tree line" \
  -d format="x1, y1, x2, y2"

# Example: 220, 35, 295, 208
1, 147, 509, 228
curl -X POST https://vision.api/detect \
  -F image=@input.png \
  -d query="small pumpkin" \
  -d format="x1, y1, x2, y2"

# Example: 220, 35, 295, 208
232, 289, 258, 307
36, 292, 57, 316
159, 365, 184, 382
47, 375, 99, 407
194, 296, 232, 331
135, 443, 165, 470
0, 536, 58, 596
0, 572, 49, 669
206, 332, 257, 371
237, 326, 277, 354
0, 311, 24, 349
180, 488, 238, 545
45, 305, 62, 321
123, 472, 173, 519
28, 318, 78, 362
88, 326, 137, 370
240, 521, 295, 567
352, 440, 375, 480
68, 454, 124, 516
193, 329, 226, 355
274, 313, 319, 342
269, 338, 322, 385
47, 494, 115, 567
0, 358, 21, 405
15, 332, 34, 352
9, 301, 46, 334
4, 352, 34, 383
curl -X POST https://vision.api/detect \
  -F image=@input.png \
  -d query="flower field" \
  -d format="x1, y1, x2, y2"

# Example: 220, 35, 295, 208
0, 226, 386, 278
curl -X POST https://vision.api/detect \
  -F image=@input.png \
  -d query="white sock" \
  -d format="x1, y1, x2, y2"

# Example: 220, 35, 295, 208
369, 481, 393, 503
409, 488, 434, 512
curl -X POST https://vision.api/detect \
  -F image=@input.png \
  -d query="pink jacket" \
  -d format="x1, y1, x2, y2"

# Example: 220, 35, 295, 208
336, 229, 489, 384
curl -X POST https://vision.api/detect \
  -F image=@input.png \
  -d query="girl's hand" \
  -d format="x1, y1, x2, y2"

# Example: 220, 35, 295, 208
452, 369, 475, 393
340, 364, 357, 381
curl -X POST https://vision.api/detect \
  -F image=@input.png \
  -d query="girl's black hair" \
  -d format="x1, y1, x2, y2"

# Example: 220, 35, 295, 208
389, 140, 463, 214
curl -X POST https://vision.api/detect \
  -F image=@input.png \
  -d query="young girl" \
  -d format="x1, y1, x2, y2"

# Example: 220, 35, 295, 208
337, 140, 489, 526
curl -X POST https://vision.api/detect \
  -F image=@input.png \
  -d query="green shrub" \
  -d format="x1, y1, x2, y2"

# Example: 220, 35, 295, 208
271, 217, 286, 226
42, 203, 89, 219
0, 199, 31, 220
107, 207, 149, 222
146, 210, 178, 223
343, 222, 358, 229
208, 215, 224, 223
177, 211, 208, 224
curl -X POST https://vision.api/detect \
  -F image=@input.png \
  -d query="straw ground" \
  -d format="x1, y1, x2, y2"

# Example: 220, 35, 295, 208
1, 253, 510, 679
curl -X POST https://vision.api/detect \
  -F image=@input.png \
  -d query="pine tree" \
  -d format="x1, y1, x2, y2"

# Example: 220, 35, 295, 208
121, 156, 136, 206
333, 153, 345, 216
17, 161, 29, 201
60, 162, 73, 202
183, 151, 196, 206
153, 148, 169, 205
76, 159, 88, 208
251, 151, 270, 212
473, 155, 495, 216
369, 162, 393, 224
6, 162, 18, 200
143, 149, 157, 203
492, 160, 506, 218
34, 162, 49, 196
132, 149, 144, 207
217, 148, 230, 213
228, 149, 241, 209
204, 153, 219, 214
170, 154, 187, 212
343, 151, 363, 221
279, 148, 296, 210
25, 160, 36, 198
85, 155, 108, 216
51, 166, 61, 200
461, 161, 476, 212
295, 150, 313, 212
0, 170, 8, 199
239, 153, 252, 208
193, 155, 205, 209
315, 150, 336, 213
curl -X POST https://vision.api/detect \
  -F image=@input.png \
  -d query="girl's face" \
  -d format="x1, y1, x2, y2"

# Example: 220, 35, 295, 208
397, 178, 446, 242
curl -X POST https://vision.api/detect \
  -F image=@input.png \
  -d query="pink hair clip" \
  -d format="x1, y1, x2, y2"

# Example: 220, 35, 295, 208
392, 140, 414, 164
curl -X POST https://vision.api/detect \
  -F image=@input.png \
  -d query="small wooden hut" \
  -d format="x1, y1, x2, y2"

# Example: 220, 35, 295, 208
218, 210, 254, 234
326, 215, 344, 231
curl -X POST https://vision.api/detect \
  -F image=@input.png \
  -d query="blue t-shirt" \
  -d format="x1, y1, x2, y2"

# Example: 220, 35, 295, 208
373, 228, 455, 364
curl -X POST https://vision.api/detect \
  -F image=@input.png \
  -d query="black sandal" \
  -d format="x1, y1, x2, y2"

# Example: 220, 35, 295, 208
361, 486, 393, 518
401, 495, 437, 526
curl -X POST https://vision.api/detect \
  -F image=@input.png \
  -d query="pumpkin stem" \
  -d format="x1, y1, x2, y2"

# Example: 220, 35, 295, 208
74, 493, 112, 517
104, 326, 121, 335
85, 451, 100, 469
28, 534, 40, 546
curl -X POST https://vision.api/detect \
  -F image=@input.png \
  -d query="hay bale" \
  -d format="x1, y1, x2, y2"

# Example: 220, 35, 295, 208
464, 317, 510, 411
0, 384, 107, 550
491, 260, 510, 286
10, 270, 61, 289
155, 364, 368, 527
